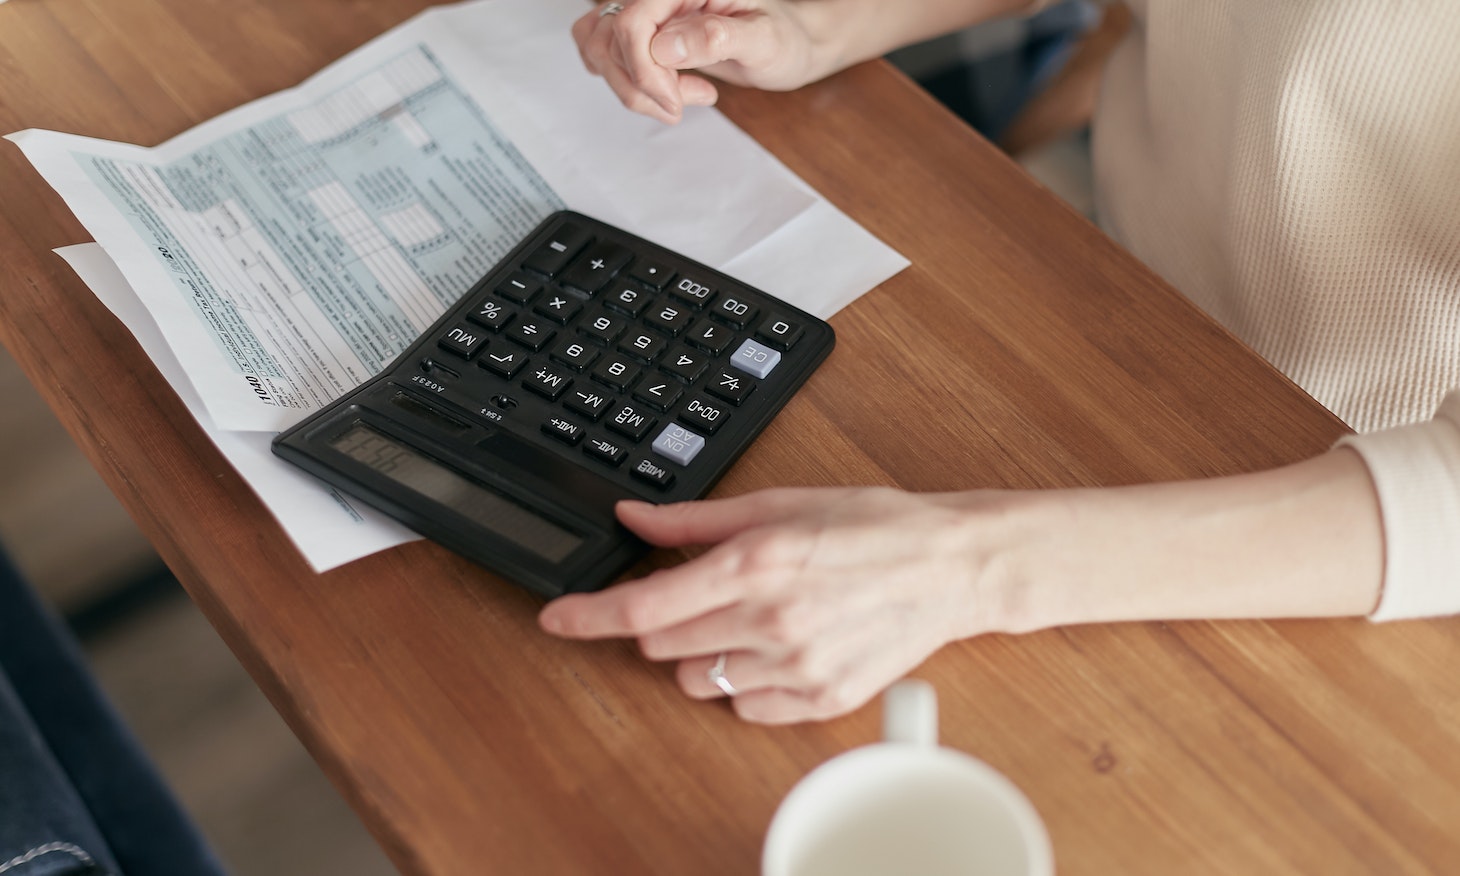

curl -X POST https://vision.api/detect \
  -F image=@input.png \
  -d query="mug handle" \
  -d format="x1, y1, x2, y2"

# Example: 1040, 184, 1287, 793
882, 679, 938, 747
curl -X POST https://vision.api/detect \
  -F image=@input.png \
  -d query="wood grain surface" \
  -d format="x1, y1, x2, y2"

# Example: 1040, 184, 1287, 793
2, 2, 1456, 874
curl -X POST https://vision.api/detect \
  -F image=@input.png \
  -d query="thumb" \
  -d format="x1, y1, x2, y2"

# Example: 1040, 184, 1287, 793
650, 14, 775, 71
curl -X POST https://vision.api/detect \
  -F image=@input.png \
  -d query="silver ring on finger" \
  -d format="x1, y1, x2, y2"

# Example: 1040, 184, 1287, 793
598, 1, 625, 17
707, 652, 738, 696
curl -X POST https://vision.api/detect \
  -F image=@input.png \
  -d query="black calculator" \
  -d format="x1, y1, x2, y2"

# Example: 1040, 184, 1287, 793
272, 211, 834, 599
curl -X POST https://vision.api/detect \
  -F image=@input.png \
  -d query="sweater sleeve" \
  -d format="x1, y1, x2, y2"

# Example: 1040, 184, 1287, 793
1336, 389, 1460, 621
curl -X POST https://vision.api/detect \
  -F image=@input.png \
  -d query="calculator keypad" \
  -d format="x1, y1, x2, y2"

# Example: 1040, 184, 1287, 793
275, 212, 833, 597
419, 216, 826, 497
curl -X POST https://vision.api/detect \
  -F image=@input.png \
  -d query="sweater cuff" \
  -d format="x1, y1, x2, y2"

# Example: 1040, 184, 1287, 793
1336, 390, 1460, 621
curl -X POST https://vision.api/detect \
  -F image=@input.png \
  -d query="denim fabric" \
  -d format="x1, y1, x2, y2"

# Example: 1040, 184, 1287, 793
0, 547, 227, 876
0, 670, 115, 875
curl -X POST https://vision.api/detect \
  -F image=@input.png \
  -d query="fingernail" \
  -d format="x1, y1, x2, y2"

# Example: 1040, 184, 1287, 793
655, 34, 687, 64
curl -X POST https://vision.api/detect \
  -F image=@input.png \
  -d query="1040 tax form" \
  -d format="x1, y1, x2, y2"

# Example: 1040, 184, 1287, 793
10, 0, 906, 570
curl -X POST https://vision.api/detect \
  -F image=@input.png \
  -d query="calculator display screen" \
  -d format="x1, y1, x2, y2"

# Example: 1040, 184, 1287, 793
330, 423, 582, 563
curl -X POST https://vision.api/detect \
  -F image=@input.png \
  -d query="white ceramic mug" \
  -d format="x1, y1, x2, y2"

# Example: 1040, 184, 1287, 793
762, 680, 1054, 876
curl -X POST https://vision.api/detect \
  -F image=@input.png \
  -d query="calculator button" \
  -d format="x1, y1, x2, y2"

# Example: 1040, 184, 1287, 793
560, 242, 632, 293
506, 318, 557, 351
679, 397, 729, 434
534, 292, 584, 324
755, 315, 805, 350
438, 323, 488, 359
523, 224, 590, 276
660, 346, 709, 384
630, 457, 676, 490
550, 339, 600, 371
644, 301, 693, 336
710, 296, 759, 329
496, 272, 541, 304
603, 284, 653, 318
633, 378, 683, 412
466, 297, 515, 331
705, 370, 755, 405
541, 417, 585, 445
584, 436, 629, 467
651, 423, 706, 466
524, 364, 574, 400
590, 355, 641, 392
618, 331, 666, 363
480, 348, 528, 379
729, 339, 781, 379
607, 403, 658, 442
579, 311, 626, 345
669, 276, 715, 308
685, 320, 732, 355
628, 258, 674, 289
565, 387, 613, 421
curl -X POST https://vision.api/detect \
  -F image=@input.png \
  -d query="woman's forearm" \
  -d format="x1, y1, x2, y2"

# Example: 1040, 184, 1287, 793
789, 0, 1043, 81
981, 448, 1385, 635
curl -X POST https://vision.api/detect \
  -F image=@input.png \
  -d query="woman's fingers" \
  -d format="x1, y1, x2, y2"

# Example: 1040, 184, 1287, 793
572, 0, 817, 120
538, 543, 753, 638
542, 486, 991, 723
573, 0, 705, 120
676, 651, 893, 725
615, 490, 818, 547
651, 13, 780, 74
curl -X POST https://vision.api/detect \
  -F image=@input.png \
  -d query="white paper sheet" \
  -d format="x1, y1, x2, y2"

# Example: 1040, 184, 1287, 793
58, 244, 421, 571
20, 0, 908, 572
11, 0, 905, 434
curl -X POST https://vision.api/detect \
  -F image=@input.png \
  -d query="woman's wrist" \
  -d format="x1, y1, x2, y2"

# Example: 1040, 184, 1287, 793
785, 0, 1044, 85
953, 449, 1385, 638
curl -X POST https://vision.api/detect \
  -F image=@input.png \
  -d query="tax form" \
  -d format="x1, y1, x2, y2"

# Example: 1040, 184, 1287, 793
11, 0, 907, 571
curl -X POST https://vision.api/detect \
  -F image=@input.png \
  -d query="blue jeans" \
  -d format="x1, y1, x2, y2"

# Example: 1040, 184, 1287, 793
892, 0, 1101, 141
0, 547, 226, 876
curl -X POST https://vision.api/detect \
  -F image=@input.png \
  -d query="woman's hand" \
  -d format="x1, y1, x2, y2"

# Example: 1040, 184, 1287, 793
538, 488, 1009, 724
538, 451, 1385, 724
571, 0, 824, 124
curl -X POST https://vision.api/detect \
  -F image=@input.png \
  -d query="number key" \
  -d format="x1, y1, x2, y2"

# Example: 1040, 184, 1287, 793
591, 354, 641, 391
644, 301, 693, 336
550, 339, 600, 372
603, 284, 652, 318
679, 397, 729, 434
669, 276, 715, 307
710, 295, 759, 329
618, 330, 666, 362
659, 345, 708, 384
685, 319, 732, 354
755, 315, 805, 350
579, 311, 626, 345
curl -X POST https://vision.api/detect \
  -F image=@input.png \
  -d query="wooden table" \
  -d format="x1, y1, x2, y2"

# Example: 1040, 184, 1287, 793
3, 2, 1457, 874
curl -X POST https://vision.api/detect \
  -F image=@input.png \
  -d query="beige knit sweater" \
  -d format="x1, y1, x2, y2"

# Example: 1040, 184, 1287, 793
1090, 0, 1460, 619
